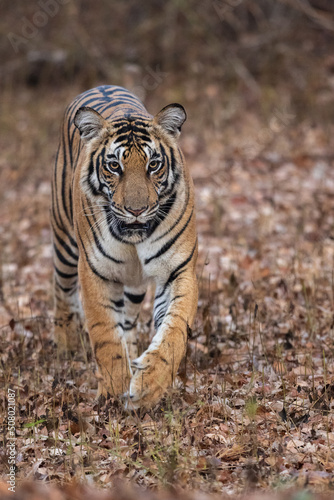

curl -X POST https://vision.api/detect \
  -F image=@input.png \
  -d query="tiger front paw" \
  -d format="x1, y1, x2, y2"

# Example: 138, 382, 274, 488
123, 350, 174, 409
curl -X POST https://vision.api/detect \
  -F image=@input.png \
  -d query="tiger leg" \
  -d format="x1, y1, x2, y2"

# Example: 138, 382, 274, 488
126, 268, 198, 409
78, 258, 132, 397
123, 285, 147, 360
52, 222, 83, 352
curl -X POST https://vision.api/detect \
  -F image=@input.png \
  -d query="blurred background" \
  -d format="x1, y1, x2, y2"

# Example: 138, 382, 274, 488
1, 1, 334, 492
2, 1, 334, 115
2, 0, 334, 111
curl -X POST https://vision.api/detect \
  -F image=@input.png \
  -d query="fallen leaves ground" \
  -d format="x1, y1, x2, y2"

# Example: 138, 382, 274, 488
0, 83, 334, 497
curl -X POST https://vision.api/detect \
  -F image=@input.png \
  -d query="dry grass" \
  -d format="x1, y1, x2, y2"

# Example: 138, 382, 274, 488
0, 79, 333, 498
2, 2, 334, 497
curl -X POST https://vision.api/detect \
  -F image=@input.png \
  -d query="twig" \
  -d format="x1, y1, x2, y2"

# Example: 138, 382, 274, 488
278, 0, 334, 32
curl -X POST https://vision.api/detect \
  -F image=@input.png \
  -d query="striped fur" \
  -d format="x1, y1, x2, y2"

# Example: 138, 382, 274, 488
51, 85, 198, 409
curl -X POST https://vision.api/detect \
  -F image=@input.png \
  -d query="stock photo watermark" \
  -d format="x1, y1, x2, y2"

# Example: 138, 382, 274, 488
7, 388, 16, 492
7, 0, 70, 54
130, 65, 169, 101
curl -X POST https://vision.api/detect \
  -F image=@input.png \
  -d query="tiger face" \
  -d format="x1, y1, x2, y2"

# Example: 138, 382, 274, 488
74, 104, 186, 244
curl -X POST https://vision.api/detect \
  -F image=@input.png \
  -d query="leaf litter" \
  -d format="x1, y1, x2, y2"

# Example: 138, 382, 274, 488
0, 86, 334, 497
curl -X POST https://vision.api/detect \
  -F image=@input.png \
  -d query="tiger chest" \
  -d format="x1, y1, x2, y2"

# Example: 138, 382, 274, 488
86, 237, 147, 287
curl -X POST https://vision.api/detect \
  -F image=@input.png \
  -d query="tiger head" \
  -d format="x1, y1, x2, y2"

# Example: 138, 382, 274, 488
74, 104, 187, 243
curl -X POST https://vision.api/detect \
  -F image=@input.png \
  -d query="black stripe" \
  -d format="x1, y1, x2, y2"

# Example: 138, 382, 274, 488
148, 191, 177, 235
61, 128, 71, 223
76, 225, 109, 282
82, 194, 103, 238
90, 322, 106, 330
53, 243, 78, 267
155, 240, 197, 299
114, 124, 151, 135
165, 312, 187, 324
167, 240, 197, 286
51, 216, 78, 249
53, 227, 79, 261
111, 299, 125, 308
170, 294, 186, 302
124, 292, 146, 304
94, 340, 112, 357
154, 298, 167, 313
145, 208, 193, 265
52, 146, 63, 228
159, 178, 179, 207
86, 156, 101, 197
95, 150, 111, 195
55, 279, 76, 293
154, 309, 166, 329
54, 266, 77, 280
122, 322, 137, 331
154, 186, 190, 243
170, 149, 177, 175
86, 209, 124, 264
100, 303, 123, 314
69, 182, 73, 223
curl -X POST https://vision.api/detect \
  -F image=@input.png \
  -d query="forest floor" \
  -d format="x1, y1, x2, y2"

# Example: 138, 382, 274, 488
0, 81, 334, 498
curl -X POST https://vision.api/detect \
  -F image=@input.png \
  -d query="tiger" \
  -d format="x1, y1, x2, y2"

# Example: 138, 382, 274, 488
51, 85, 198, 409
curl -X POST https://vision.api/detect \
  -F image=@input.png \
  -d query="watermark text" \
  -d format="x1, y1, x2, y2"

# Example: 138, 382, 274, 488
7, 388, 16, 493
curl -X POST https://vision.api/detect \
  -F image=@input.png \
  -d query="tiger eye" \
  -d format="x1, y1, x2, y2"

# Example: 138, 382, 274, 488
149, 160, 161, 173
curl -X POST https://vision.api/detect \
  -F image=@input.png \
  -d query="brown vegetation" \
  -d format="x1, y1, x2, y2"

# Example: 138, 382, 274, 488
0, 1, 334, 497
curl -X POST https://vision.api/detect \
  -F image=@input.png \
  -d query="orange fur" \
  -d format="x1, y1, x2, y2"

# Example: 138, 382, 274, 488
51, 86, 198, 408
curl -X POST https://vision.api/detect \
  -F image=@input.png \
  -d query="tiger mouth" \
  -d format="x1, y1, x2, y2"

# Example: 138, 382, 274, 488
118, 221, 150, 233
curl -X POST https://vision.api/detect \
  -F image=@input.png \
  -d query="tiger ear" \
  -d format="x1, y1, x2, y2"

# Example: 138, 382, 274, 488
74, 106, 107, 142
154, 103, 187, 138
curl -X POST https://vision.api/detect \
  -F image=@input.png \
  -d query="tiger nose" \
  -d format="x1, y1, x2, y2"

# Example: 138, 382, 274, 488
125, 206, 147, 217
